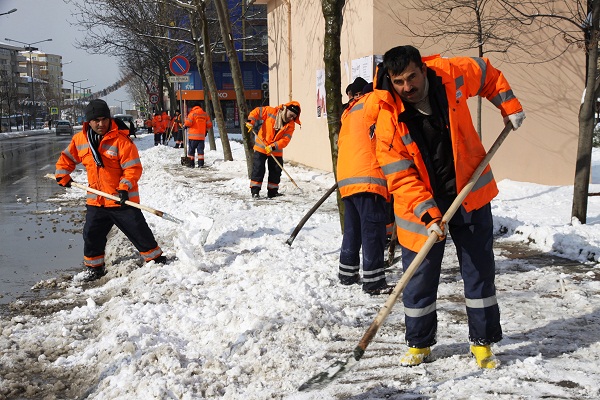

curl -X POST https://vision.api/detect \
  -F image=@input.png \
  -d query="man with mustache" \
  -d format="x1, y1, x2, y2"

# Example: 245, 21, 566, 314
366, 45, 525, 369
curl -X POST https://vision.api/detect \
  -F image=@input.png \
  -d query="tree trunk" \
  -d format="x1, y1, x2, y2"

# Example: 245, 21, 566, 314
214, 0, 253, 176
321, 0, 346, 231
572, 1, 600, 223
191, 0, 231, 160
197, 63, 217, 151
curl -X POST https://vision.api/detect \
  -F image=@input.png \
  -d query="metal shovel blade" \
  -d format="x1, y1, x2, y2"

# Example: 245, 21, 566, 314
161, 212, 184, 224
298, 347, 363, 391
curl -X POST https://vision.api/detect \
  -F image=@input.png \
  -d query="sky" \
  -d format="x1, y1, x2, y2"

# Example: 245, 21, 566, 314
1, 131, 600, 398
0, 0, 132, 110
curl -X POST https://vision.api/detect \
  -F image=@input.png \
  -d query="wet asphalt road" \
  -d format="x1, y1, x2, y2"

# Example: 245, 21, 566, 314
0, 131, 84, 306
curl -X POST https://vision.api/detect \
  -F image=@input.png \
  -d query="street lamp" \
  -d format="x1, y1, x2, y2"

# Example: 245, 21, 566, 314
114, 99, 126, 114
0, 8, 17, 16
64, 78, 87, 123
4, 37, 53, 128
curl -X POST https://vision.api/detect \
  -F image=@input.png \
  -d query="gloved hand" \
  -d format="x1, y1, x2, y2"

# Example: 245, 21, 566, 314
265, 145, 273, 155
245, 122, 254, 133
426, 219, 446, 242
504, 111, 526, 131
117, 190, 129, 206
56, 175, 72, 188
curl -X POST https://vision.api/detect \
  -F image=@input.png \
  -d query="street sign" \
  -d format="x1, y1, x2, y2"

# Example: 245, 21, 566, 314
50, 107, 59, 115
168, 75, 190, 83
169, 55, 190, 76
149, 93, 159, 105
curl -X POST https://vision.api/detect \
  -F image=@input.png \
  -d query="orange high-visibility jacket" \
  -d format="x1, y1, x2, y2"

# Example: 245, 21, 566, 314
152, 114, 165, 133
366, 54, 523, 252
144, 119, 153, 128
170, 114, 182, 131
55, 120, 143, 207
336, 93, 388, 200
184, 106, 212, 140
160, 112, 171, 132
247, 101, 301, 157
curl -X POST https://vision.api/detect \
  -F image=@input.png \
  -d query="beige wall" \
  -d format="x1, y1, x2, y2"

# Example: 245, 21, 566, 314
257, 0, 583, 185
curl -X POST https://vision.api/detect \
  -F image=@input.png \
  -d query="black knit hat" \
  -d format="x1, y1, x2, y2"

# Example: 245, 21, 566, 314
84, 99, 111, 122
351, 77, 368, 97
287, 104, 300, 117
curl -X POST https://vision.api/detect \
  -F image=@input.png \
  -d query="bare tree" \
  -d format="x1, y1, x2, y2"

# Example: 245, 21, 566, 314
66, 0, 184, 113
0, 71, 19, 132
499, 0, 600, 223
389, 0, 528, 134
214, 0, 252, 176
189, 0, 232, 158
321, 0, 346, 228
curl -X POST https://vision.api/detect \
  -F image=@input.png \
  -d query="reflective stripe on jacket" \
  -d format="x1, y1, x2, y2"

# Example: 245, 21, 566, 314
367, 54, 523, 252
184, 106, 212, 141
55, 120, 143, 207
247, 101, 300, 157
336, 93, 388, 199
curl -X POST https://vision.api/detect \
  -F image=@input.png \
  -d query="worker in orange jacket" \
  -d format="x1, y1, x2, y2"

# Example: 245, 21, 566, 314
246, 101, 301, 198
152, 111, 164, 146
160, 111, 171, 145
55, 99, 165, 282
144, 117, 153, 134
171, 110, 183, 148
336, 78, 391, 295
184, 103, 212, 167
366, 45, 525, 368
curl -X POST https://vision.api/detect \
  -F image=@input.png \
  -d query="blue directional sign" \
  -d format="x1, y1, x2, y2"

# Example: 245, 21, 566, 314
170, 55, 190, 76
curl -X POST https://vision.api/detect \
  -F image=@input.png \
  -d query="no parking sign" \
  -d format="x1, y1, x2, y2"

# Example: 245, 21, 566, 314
169, 55, 190, 76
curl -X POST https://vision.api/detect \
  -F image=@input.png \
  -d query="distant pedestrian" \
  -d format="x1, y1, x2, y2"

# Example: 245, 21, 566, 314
55, 99, 166, 282
246, 101, 301, 198
171, 110, 183, 148
152, 112, 164, 146
184, 103, 212, 168
145, 117, 153, 134
160, 111, 170, 144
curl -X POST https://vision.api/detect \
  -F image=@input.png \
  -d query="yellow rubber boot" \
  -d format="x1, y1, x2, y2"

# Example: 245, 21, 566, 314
400, 347, 431, 366
470, 345, 498, 369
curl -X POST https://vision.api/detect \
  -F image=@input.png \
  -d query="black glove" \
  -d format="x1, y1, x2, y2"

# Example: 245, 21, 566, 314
117, 190, 129, 206
56, 176, 72, 188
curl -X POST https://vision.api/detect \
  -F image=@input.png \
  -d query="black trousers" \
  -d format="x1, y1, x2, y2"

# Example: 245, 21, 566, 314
83, 205, 161, 265
250, 151, 283, 193
401, 200, 501, 347
339, 193, 388, 291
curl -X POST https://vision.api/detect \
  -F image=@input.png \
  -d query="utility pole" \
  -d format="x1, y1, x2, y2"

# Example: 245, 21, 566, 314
64, 78, 87, 123
114, 99, 126, 114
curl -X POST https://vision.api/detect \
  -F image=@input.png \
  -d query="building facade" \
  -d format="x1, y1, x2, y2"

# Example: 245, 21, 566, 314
256, 0, 583, 186
0, 41, 28, 131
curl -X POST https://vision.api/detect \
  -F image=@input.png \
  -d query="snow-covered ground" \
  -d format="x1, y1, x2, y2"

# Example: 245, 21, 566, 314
1, 133, 600, 399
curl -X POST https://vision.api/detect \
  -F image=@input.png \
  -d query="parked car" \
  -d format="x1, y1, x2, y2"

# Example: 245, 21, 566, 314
55, 120, 74, 136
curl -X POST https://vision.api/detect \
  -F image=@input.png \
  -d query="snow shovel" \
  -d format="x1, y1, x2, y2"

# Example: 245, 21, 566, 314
298, 122, 514, 391
45, 174, 184, 224
286, 182, 337, 246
